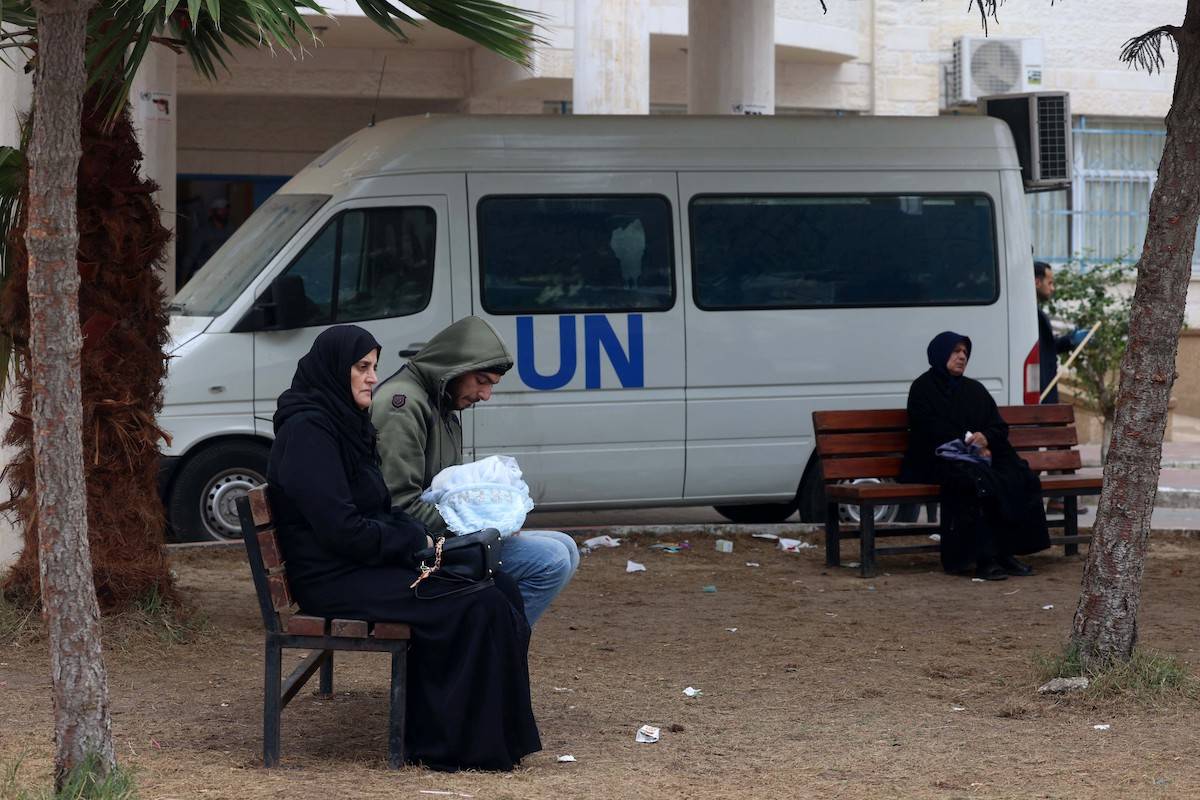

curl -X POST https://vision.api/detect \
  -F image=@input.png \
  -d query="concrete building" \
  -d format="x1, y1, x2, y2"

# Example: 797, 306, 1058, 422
0, 0, 1194, 567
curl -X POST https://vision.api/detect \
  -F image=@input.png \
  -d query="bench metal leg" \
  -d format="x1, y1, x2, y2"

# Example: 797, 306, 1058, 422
860, 503, 876, 579
319, 650, 333, 696
264, 641, 282, 768
925, 502, 938, 525
1063, 495, 1079, 556
824, 501, 841, 567
388, 647, 408, 769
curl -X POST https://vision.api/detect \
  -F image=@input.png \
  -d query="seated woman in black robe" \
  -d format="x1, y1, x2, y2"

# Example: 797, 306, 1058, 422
900, 331, 1050, 580
267, 324, 541, 771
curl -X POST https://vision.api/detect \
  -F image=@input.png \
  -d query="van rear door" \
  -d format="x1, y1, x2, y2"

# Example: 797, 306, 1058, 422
467, 173, 685, 507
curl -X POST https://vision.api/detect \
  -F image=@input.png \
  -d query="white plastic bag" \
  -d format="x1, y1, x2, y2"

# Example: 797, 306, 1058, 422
420, 455, 535, 537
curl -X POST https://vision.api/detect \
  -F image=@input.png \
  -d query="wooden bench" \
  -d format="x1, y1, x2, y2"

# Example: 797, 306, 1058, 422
813, 404, 1102, 578
236, 485, 411, 768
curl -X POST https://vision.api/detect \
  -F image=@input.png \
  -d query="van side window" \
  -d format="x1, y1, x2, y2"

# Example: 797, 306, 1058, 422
278, 206, 436, 327
477, 195, 675, 314
690, 194, 998, 310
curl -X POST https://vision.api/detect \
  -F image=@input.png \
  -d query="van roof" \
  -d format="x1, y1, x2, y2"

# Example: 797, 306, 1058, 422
283, 114, 1020, 194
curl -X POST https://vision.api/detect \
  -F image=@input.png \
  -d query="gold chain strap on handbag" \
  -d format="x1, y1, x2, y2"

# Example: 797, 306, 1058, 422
409, 536, 445, 589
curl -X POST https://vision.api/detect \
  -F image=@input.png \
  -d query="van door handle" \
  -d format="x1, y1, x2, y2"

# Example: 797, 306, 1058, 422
399, 342, 426, 358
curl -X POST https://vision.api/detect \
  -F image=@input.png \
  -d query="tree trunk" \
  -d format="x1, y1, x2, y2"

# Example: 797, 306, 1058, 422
1071, 5, 1200, 664
1101, 416, 1113, 466
24, 0, 113, 783
1, 50, 175, 611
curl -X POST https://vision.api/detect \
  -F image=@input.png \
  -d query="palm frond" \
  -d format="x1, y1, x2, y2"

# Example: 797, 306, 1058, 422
1121, 25, 1179, 74
396, 1, 546, 66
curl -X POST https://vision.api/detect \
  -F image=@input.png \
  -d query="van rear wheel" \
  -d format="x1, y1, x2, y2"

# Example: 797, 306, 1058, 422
712, 502, 797, 524
167, 441, 270, 542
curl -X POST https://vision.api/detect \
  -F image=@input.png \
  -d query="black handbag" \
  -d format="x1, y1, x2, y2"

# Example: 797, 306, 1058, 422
410, 528, 502, 598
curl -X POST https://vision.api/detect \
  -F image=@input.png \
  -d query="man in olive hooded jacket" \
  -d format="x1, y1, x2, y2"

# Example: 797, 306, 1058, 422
371, 316, 578, 625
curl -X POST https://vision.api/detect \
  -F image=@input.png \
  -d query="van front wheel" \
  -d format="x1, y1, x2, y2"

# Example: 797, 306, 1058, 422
167, 441, 270, 542
712, 502, 797, 524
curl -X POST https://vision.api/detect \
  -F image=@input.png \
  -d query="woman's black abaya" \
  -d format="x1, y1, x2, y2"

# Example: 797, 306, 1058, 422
267, 325, 541, 771
900, 332, 1050, 573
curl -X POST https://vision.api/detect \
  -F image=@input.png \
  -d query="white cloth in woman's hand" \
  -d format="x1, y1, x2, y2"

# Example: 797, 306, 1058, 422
421, 455, 535, 536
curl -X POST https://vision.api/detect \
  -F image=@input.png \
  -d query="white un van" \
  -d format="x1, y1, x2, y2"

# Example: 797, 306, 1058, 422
160, 114, 1044, 541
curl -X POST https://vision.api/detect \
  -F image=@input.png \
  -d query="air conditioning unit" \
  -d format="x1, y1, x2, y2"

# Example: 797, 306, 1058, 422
979, 91, 1072, 190
945, 36, 1044, 107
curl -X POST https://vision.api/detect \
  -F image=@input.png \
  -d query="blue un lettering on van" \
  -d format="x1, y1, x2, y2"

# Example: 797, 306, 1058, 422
516, 315, 644, 390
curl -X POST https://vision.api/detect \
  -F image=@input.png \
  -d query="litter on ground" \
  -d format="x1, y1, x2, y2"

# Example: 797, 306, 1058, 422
683, 686, 702, 698
650, 541, 690, 553
626, 560, 646, 573
778, 538, 817, 552
745, 562, 760, 568
635, 724, 661, 743
1042, 604, 1055, 610
1093, 724, 1111, 731
702, 585, 718, 593
725, 627, 738, 633
583, 535, 621, 550
557, 755, 577, 763
715, 539, 734, 553
752, 533, 779, 541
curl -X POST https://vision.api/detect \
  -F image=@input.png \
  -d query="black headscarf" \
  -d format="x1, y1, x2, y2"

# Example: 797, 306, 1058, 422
926, 331, 972, 393
274, 325, 382, 464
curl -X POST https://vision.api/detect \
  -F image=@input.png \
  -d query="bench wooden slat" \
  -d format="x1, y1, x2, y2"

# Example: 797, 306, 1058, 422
816, 431, 909, 457
825, 482, 939, 501
258, 530, 284, 570
813, 409, 909, 433
1040, 475, 1103, 491
331, 619, 370, 638
1008, 427, 1079, 448
285, 615, 327, 636
1022, 450, 1083, 472
820, 456, 903, 481
1001, 404, 1075, 425
373, 622, 412, 640
267, 574, 293, 612
248, 486, 273, 528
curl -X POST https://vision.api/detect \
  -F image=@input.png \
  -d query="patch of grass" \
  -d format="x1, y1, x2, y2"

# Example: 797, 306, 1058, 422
1035, 644, 1199, 704
2, 754, 137, 800
104, 587, 208, 653
0, 590, 38, 646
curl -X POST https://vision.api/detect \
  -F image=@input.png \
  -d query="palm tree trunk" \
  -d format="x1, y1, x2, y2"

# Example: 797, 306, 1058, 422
1071, 2, 1200, 664
24, 0, 114, 782
2, 55, 175, 611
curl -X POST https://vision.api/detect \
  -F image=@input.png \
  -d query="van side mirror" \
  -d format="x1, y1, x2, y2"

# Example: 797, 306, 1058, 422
233, 275, 310, 332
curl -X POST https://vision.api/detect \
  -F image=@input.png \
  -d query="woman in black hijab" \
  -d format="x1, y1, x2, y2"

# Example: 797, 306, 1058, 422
267, 324, 541, 771
900, 331, 1050, 580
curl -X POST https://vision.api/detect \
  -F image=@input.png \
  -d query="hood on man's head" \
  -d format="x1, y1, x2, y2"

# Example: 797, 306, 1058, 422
406, 316, 513, 393
926, 330, 972, 370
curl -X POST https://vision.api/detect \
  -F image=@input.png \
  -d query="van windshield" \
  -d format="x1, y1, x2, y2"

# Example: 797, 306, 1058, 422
172, 193, 329, 316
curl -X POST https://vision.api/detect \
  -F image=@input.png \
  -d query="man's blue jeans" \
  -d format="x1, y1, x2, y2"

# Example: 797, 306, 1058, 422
499, 530, 579, 626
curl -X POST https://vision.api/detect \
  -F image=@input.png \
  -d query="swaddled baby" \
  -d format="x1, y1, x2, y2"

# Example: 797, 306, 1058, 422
420, 455, 535, 536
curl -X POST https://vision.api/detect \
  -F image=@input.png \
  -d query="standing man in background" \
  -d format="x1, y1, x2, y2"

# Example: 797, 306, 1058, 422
1034, 261, 1088, 514
1034, 261, 1087, 405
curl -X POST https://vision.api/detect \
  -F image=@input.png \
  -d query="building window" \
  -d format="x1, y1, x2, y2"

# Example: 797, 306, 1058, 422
690, 194, 998, 310
1029, 116, 1195, 273
477, 195, 675, 314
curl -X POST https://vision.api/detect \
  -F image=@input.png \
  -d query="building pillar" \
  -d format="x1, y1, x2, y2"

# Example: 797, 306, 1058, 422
688, 0, 775, 115
572, 0, 649, 114
0, 58, 32, 573
130, 44, 179, 298
0, 57, 32, 147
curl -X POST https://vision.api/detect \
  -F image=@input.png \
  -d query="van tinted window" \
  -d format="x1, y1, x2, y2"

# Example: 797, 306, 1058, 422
478, 195, 674, 314
690, 194, 998, 310
278, 206, 436, 327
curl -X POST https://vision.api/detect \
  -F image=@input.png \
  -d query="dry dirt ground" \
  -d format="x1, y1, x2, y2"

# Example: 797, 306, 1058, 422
3, 533, 1200, 800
